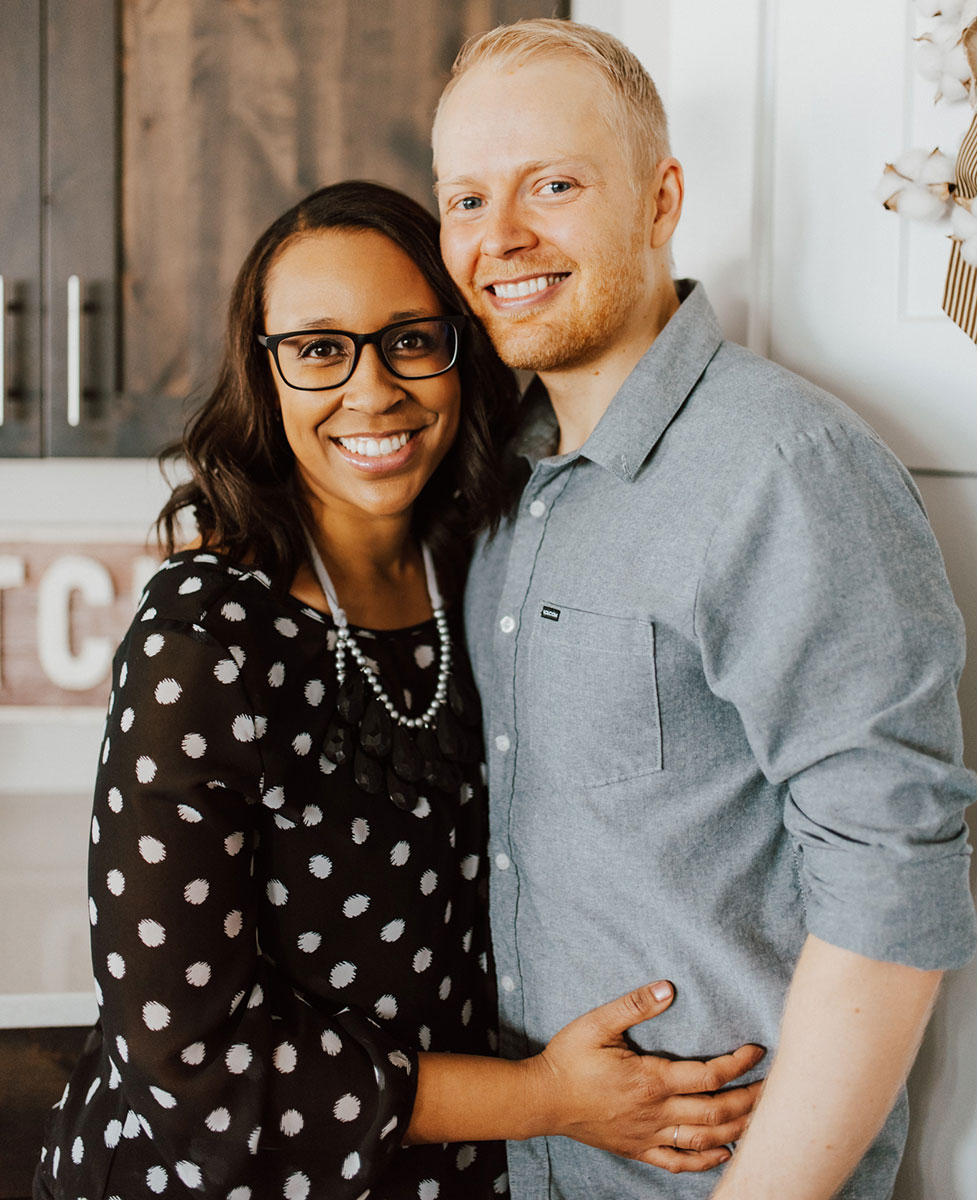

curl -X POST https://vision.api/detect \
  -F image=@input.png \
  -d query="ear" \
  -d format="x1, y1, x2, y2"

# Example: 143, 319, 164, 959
649, 157, 684, 250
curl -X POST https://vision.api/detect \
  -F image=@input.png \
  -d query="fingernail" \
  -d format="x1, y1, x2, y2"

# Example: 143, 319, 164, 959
651, 981, 672, 1001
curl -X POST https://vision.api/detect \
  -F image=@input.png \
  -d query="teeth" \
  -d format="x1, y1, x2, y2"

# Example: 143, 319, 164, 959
337, 431, 411, 457
492, 274, 565, 299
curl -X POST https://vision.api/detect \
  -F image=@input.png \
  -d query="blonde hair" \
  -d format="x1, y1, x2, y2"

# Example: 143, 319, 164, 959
435, 18, 670, 183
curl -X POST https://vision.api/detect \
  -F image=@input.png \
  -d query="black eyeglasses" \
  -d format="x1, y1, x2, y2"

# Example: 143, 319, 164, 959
257, 316, 467, 391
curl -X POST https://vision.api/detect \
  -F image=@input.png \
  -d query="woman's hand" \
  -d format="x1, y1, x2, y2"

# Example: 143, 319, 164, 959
527, 981, 764, 1174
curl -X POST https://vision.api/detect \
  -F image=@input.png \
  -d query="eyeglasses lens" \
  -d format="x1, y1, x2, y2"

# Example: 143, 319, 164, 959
275, 319, 456, 389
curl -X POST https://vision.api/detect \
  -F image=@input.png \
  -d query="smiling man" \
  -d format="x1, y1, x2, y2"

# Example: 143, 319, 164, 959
432, 18, 977, 1200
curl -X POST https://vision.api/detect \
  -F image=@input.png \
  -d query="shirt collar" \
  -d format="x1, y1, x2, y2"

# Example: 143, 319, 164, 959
511, 280, 724, 481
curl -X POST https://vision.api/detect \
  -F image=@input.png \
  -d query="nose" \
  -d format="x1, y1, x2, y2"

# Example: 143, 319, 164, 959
481, 199, 538, 259
341, 344, 407, 413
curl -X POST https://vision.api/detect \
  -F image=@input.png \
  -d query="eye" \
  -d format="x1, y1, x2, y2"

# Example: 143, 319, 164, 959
297, 337, 348, 362
456, 196, 483, 212
539, 179, 575, 196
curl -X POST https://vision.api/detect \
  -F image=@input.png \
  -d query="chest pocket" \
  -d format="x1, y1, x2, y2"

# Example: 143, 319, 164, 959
523, 605, 662, 787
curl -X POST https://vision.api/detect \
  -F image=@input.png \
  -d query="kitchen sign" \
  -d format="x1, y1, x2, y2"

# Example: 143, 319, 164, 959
0, 543, 161, 706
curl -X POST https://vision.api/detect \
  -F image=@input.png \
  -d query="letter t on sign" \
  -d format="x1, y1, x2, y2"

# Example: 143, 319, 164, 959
0, 555, 26, 687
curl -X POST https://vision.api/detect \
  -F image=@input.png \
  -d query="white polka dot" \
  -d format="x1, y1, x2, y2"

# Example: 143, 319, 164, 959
460, 854, 479, 880
391, 840, 411, 866
224, 910, 243, 938
139, 836, 165, 864
120, 708, 135, 732
107, 1058, 120, 1087
185, 878, 209, 904
309, 855, 332, 879
493, 1174, 509, 1196
420, 870, 438, 895
104, 1119, 122, 1148
222, 602, 246, 621
439, 976, 452, 1000
341, 1151, 361, 1180
178, 575, 202, 595
327, 1091, 359, 1123
230, 990, 246, 1014
462, 998, 473, 1026
321, 1029, 343, 1055
268, 661, 285, 687
247, 1125, 260, 1154
255, 715, 267, 737
51, 1145, 60, 1179
229, 645, 246, 667
269, 1042, 297, 1075
85, 1077, 100, 1104
115, 1036, 129, 1062
273, 614, 300, 639
228, 1187, 251, 1199
155, 677, 182, 704
414, 644, 435, 669
303, 806, 323, 827
147, 1165, 168, 1193
225, 831, 244, 856
178, 804, 202, 822
418, 1180, 440, 1200
107, 952, 126, 979
389, 1049, 411, 1070
186, 961, 211, 987
319, 755, 336, 776
135, 757, 158, 784
175, 1160, 202, 1188
280, 1109, 304, 1136
330, 961, 356, 988
138, 919, 166, 947
144, 634, 165, 657
71, 1135, 84, 1164
206, 1107, 230, 1132
262, 786, 285, 809
381, 919, 405, 942
462, 929, 472, 952
121, 1110, 140, 1137
150, 1086, 177, 1108
101, 737, 111, 765
143, 1001, 170, 1030
214, 658, 240, 684
343, 893, 370, 918
181, 1041, 205, 1065
351, 817, 369, 844
375, 994, 398, 1019
106, 869, 125, 896
419, 1025, 432, 1050
89, 897, 98, 926
107, 787, 123, 812
381, 1115, 399, 1138
119, 661, 129, 685
232, 714, 255, 741
284, 1173, 310, 1200
413, 948, 432, 973
292, 732, 312, 756
181, 733, 207, 758
305, 679, 324, 706
297, 931, 321, 953
226, 1043, 252, 1074
457, 1144, 477, 1170
266, 879, 288, 906
412, 796, 432, 819
141, 606, 156, 620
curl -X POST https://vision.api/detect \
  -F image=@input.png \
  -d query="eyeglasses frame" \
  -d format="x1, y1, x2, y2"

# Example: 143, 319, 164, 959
257, 315, 468, 392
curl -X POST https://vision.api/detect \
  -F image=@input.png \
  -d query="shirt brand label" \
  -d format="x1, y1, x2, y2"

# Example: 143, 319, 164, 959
540, 605, 561, 622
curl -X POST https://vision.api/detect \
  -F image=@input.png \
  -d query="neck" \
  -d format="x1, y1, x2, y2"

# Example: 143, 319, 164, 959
542, 276, 680, 455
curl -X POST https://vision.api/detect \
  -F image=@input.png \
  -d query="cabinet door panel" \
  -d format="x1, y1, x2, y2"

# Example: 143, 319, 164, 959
0, 0, 42, 458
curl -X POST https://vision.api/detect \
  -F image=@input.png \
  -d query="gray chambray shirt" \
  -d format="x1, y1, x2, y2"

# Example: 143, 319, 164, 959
464, 281, 977, 1199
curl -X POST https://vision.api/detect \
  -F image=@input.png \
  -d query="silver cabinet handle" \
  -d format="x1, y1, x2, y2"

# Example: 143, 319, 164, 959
0, 274, 5, 427
67, 274, 81, 427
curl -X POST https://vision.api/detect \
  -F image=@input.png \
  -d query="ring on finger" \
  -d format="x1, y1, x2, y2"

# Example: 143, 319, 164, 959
673, 1124, 681, 1149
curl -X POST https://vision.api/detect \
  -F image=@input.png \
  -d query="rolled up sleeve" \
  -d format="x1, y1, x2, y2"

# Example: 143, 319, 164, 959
695, 421, 977, 969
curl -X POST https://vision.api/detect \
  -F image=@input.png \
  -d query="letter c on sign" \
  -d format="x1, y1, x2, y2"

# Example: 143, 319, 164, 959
37, 555, 114, 691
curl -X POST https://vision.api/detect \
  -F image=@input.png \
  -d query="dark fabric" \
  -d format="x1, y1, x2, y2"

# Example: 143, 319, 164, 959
36, 551, 507, 1200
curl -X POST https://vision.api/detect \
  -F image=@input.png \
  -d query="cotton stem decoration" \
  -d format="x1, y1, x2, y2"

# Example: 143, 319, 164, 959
878, 1, 977, 341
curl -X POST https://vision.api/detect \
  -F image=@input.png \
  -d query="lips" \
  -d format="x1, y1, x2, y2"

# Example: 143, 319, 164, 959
335, 431, 413, 458
486, 272, 570, 300
330, 428, 422, 472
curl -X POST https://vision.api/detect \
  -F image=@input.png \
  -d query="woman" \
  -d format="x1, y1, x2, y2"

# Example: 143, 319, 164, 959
35, 182, 762, 1200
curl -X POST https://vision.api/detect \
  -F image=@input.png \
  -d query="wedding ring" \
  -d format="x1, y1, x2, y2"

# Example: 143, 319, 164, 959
673, 1124, 681, 1149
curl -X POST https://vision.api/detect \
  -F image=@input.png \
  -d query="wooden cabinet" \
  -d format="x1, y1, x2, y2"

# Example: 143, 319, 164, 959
0, 0, 566, 459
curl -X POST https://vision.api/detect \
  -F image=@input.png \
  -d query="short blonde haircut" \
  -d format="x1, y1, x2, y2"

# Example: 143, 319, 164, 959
435, 18, 671, 184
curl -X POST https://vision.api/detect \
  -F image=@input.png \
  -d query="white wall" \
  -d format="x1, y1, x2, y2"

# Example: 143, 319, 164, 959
574, 1, 977, 1196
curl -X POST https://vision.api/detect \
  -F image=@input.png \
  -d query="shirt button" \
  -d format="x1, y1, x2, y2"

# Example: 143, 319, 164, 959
499, 615, 515, 634
494, 734, 510, 753
529, 500, 546, 517
500, 975, 516, 993
495, 852, 511, 870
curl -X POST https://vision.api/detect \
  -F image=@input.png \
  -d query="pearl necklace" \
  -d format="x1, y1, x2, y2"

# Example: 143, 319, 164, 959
304, 530, 451, 730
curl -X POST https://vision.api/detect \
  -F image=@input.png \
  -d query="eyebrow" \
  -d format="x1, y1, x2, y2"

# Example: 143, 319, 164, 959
284, 309, 436, 332
434, 158, 594, 195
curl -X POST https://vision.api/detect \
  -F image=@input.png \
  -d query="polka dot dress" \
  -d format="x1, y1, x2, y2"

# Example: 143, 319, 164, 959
35, 551, 509, 1200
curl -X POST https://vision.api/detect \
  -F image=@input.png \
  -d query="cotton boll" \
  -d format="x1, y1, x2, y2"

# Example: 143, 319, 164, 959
916, 0, 943, 16
898, 182, 951, 220
951, 198, 977, 239
895, 147, 934, 178
939, 71, 971, 102
916, 38, 947, 80
959, 234, 977, 265
920, 149, 958, 183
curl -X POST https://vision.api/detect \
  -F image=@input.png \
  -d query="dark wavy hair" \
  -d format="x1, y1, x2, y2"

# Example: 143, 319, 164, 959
157, 180, 517, 600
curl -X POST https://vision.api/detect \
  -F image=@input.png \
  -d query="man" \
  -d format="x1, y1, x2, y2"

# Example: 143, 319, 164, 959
432, 18, 977, 1200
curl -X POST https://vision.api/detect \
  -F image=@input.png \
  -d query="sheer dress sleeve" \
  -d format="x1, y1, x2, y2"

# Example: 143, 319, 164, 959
79, 615, 417, 1198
